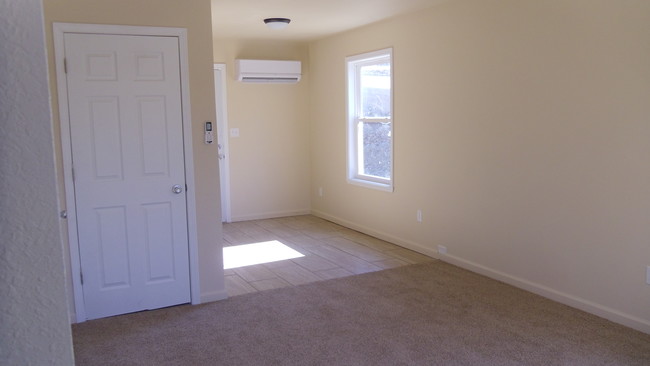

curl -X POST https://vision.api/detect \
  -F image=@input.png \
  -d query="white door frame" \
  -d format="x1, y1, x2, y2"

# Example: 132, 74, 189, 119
53, 23, 201, 322
213, 64, 231, 223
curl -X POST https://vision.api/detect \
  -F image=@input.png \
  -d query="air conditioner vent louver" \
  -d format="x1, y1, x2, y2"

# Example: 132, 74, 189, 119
236, 59, 301, 84
241, 77, 299, 83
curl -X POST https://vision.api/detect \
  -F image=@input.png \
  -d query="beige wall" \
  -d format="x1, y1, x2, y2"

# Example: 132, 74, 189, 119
43, 0, 225, 317
310, 0, 650, 331
213, 39, 311, 221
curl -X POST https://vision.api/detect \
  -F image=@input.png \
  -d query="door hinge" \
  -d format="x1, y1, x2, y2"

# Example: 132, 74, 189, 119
64, 58, 68, 74
60, 210, 67, 219
72, 167, 75, 182
80, 270, 84, 285
185, 184, 188, 191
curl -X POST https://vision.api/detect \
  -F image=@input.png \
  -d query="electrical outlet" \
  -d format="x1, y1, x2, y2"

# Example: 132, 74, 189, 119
437, 245, 447, 255
229, 128, 240, 138
416, 209, 422, 223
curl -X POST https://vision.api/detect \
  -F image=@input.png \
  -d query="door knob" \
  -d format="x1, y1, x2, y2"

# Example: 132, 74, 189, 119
172, 184, 183, 194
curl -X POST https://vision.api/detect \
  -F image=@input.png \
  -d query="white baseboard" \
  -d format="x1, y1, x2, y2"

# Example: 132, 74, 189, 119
311, 209, 650, 335
231, 209, 311, 222
200, 289, 229, 303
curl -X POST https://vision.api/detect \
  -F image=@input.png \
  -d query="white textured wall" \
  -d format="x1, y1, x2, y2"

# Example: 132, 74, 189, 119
0, 0, 75, 364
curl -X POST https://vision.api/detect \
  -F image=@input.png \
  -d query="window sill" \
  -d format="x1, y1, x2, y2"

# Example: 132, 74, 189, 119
347, 178, 393, 192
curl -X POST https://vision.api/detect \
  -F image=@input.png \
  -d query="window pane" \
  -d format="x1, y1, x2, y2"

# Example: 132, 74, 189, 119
360, 63, 390, 118
360, 122, 391, 179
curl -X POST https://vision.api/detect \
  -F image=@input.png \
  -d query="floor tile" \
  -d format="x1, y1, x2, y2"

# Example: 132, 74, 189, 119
224, 275, 257, 296
326, 236, 393, 262
265, 225, 304, 239
371, 258, 409, 269
306, 245, 383, 274
314, 267, 354, 280
281, 219, 313, 231
268, 262, 323, 286
261, 259, 298, 270
233, 265, 278, 282
249, 278, 292, 291
229, 222, 275, 241
282, 235, 328, 249
291, 254, 339, 272
384, 247, 435, 264
223, 231, 256, 246
250, 219, 286, 230
342, 232, 399, 252
222, 224, 242, 235
272, 238, 311, 254
301, 223, 343, 239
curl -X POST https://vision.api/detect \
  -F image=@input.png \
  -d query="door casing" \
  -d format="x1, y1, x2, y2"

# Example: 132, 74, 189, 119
213, 64, 231, 223
53, 23, 201, 323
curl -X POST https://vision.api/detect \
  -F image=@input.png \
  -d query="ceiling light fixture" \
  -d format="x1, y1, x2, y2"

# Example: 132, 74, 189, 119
264, 18, 291, 30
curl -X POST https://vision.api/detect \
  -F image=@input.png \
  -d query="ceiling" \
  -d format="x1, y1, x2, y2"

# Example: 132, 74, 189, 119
211, 0, 451, 42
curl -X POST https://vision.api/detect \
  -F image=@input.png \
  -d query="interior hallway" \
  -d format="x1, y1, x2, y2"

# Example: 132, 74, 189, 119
223, 215, 435, 296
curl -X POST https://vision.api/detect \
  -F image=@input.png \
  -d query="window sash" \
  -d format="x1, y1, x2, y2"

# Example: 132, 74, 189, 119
354, 59, 391, 120
354, 119, 392, 184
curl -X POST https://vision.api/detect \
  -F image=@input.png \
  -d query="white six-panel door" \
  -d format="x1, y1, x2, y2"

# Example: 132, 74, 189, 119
64, 33, 190, 319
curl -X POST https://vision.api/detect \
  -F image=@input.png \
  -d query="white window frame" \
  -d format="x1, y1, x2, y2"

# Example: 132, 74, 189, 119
346, 48, 394, 192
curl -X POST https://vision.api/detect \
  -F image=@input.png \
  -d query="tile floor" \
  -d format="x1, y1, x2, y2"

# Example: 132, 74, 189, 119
223, 215, 435, 296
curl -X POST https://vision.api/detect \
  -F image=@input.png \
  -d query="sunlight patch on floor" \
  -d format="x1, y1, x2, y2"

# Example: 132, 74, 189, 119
223, 240, 305, 269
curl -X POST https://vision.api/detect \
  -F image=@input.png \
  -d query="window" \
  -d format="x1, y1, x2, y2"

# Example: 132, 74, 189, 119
346, 48, 393, 191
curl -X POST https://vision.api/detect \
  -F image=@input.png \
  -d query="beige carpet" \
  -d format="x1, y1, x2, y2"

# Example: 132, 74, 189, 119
72, 261, 650, 365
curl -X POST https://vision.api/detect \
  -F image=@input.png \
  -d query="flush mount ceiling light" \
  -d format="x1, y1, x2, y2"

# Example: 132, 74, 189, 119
264, 18, 291, 30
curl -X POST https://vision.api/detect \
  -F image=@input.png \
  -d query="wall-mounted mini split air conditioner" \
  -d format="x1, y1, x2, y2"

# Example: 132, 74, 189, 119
235, 59, 301, 83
